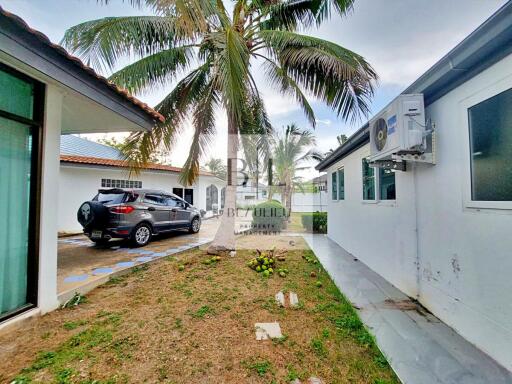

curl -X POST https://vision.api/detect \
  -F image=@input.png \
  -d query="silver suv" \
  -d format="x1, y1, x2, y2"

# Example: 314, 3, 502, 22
77, 188, 202, 247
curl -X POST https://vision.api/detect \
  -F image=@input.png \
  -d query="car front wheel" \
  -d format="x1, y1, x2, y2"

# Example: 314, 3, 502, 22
131, 223, 152, 247
189, 217, 201, 233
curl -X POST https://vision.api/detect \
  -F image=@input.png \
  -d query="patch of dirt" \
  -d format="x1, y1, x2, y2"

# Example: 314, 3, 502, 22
382, 299, 432, 318
1, 236, 399, 384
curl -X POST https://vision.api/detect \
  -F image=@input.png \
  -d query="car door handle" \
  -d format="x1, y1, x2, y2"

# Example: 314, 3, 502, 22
171, 208, 178, 212
148, 207, 156, 211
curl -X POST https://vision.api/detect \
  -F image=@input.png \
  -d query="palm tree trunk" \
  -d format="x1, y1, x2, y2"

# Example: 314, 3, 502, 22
207, 115, 238, 254
285, 183, 292, 223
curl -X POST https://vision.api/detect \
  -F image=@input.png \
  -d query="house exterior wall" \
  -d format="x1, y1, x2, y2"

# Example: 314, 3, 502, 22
325, 52, 512, 370
58, 165, 225, 232
37, 84, 63, 315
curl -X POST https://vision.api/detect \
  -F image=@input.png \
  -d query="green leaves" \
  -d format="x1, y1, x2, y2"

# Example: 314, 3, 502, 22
109, 46, 194, 93
63, 0, 377, 185
264, 61, 315, 127
215, 27, 251, 127
259, 30, 376, 122
61, 16, 179, 71
259, 0, 355, 30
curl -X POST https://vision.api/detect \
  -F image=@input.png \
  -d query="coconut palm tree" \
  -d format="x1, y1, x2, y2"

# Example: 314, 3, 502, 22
270, 124, 322, 218
204, 158, 227, 180
62, 0, 377, 252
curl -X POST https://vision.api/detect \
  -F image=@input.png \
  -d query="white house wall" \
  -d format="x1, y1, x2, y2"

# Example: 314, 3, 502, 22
415, 52, 512, 370
38, 84, 63, 314
58, 166, 225, 232
325, 145, 419, 299
326, 52, 512, 370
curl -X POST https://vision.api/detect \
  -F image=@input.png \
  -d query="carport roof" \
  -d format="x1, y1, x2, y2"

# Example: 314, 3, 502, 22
0, 6, 164, 125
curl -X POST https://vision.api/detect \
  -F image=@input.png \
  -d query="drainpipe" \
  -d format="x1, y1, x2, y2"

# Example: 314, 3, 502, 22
412, 162, 421, 300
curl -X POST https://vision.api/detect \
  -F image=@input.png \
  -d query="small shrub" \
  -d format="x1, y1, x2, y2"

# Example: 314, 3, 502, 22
310, 338, 328, 358
243, 359, 272, 377
251, 200, 288, 232
61, 292, 87, 309
301, 212, 327, 233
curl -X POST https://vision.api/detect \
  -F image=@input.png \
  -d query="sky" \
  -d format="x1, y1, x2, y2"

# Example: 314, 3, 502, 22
2, 0, 508, 176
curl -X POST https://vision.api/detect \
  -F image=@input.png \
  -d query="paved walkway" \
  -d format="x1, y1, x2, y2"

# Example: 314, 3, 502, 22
57, 219, 221, 297
302, 234, 512, 384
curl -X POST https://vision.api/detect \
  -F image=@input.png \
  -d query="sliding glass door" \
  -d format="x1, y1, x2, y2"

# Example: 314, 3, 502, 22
0, 64, 43, 321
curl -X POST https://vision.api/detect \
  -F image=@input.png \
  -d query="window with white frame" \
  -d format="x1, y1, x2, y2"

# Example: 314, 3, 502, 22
337, 168, 345, 200
331, 171, 337, 200
468, 87, 512, 201
101, 179, 142, 189
362, 158, 395, 201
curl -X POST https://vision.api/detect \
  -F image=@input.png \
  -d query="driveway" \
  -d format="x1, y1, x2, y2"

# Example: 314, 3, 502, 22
58, 219, 220, 297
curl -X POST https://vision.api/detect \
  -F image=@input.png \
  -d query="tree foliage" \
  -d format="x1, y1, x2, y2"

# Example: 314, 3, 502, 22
62, 0, 377, 186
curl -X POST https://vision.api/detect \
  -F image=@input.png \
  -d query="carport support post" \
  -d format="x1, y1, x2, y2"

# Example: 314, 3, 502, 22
38, 85, 63, 313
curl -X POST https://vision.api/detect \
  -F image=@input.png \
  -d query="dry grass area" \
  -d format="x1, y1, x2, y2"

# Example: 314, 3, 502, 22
1, 237, 399, 384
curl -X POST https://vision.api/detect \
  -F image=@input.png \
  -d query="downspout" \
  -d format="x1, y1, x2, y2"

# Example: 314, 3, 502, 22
412, 162, 421, 300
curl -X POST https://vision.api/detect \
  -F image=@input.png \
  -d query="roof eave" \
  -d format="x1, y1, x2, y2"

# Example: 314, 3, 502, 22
0, 7, 164, 129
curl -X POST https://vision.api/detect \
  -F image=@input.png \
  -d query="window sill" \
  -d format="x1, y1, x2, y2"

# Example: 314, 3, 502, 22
465, 201, 512, 212
361, 200, 396, 207
377, 200, 396, 207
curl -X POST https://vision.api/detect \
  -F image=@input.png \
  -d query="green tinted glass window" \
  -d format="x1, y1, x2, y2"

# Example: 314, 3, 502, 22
338, 169, 345, 200
468, 88, 512, 201
362, 159, 375, 200
331, 171, 337, 200
379, 168, 396, 200
0, 69, 34, 119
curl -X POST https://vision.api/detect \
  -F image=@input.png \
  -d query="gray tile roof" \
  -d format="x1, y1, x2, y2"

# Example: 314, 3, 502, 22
60, 135, 123, 160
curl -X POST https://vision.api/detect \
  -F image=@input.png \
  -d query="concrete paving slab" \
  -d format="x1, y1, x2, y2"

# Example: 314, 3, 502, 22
302, 234, 512, 384
289, 292, 299, 307
255, 322, 282, 340
275, 291, 285, 307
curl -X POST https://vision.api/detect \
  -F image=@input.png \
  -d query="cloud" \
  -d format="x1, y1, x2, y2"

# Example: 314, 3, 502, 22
315, 0, 506, 87
316, 119, 332, 126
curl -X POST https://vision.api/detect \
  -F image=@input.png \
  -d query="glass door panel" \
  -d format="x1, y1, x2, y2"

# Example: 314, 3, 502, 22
0, 116, 32, 315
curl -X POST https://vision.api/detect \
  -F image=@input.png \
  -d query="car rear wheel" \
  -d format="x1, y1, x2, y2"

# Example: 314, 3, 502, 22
189, 217, 201, 233
131, 223, 152, 247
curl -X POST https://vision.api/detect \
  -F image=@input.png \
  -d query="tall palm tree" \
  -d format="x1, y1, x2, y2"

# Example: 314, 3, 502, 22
270, 124, 322, 218
62, 0, 377, 252
204, 158, 227, 180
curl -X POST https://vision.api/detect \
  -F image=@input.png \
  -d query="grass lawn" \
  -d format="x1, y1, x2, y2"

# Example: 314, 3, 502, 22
1, 237, 398, 384
286, 212, 310, 233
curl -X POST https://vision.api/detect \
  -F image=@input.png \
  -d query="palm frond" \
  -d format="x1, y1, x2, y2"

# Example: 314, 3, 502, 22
259, 0, 354, 30
180, 81, 219, 185
263, 60, 315, 127
61, 16, 183, 71
109, 46, 194, 93
259, 30, 377, 122
213, 27, 251, 128
121, 64, 211, 172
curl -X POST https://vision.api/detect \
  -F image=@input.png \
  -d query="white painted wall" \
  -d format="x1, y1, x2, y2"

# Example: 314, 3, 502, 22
58, 165, 225, 232
272, 192, 328, 212
38, 85, 63, 314
325, 53, 512, 370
